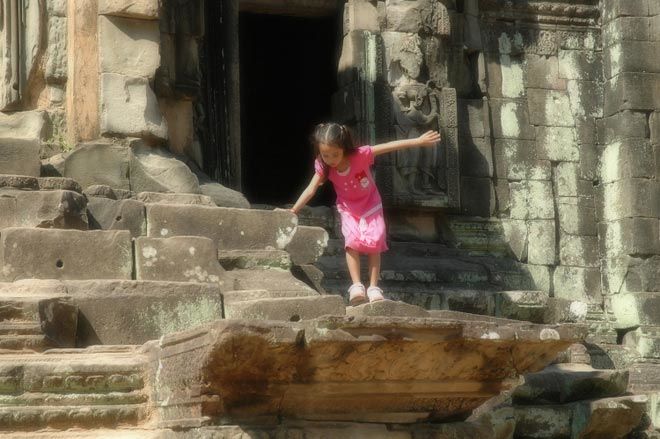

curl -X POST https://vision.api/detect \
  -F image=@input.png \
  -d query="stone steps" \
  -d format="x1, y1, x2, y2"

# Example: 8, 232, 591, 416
0, 348, 149, 431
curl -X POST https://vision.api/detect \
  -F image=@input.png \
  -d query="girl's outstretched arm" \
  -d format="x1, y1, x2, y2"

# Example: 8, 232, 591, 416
290, 172, 325, 214
372, 130, 442, 156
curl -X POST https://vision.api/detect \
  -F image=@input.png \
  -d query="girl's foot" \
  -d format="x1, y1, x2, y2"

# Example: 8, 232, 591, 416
367, 286, 385, 303
348, 283, 367, 306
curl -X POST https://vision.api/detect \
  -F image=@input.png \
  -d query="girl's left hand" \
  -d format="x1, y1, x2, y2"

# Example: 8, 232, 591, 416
417, 130, 442, 147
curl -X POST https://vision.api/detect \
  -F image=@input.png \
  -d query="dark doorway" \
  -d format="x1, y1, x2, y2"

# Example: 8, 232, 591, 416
239, 12, 339, 206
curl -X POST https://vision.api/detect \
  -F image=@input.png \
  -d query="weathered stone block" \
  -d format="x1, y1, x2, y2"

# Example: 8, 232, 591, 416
527, 220, 555, 266
46, 0, 67, 16
0, 189, 88, 230
599, 179, 660, 222
344, 0, 379, 33
525, 54, 566, 90
514, 364, 629, 404
218, 250, 292, 270
601, 140, 656, 183
460, 138, 495, 178
86, 198, 145, 237
651, 111, 660, 145
495, 290, 548, 323
0, 139, 41, 177
510, 181, 554, 220
598, 111, 649, 144
600, 218, 660, 256
228, 268, 320, 296
623, 326, 660, 359
553, 266, 601, 302
458, 99, 487, 138
100, 73, 168, 139
603, 17, 650, 43
146, 204, 298, 250
558, 50, 603, 81
64, 280, 224, 345
98, 0, 159, 20
544, 298, 589, 324
604, 72, 660, 117
567, 80, 603, 119
560, 234, 599, 268
603, 0, 649, 23
460, 177, 495, 217
37, 177, 83, 193
611, 292, 660, 328
63, 142, 131, 190
555, 162, 579, 197
222, 289, 317, 305
501, 219, 527, 261
129, 142, 200, 194
135, 192, 214, 206
489, 99, 536, 140
606, 42, 660, 79
347, 300, 429, 318
152, 317, 585, 424
224, 295, 345, 321
45, 17, 67, 82
286, 226, 329, 266
0, 228, 132, 282
602, 256, 660, 296
499, 139, 551, 180
527, 89, 574, 127
99, 16, 160, 78
199, 181, 250, 208
135, 236, 225, 283
536, 126, 579, 162
557, 196, 597, 236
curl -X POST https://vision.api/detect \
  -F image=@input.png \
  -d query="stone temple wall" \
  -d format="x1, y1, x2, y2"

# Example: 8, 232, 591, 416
0, 0, 656, 328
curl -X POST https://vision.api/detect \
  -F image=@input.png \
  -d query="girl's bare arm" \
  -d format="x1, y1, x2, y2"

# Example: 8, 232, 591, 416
371, 130, 442, 156
290, 173, 325, 214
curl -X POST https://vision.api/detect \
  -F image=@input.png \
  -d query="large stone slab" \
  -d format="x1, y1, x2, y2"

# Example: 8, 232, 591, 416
513, 364, 629, 404
64, 280, 224, 345
0, 189, 88, 230
99, 16, 160, 78
146, 204, 298, 250
152, 317, 586, 425
63, 143, 131, 190
129, 142, 200, 194
0, 139, 41, 177
100, 73, 168, 140
218, 249, 292, 270
0, 228, 132, 282
86, 197, 146, 237
224, 295, 345, 321
135, 236, 225, 283
99, 0, 159, 19
227, 268, 318, 295
285, 225, 328, 265
0, 280, 78, 349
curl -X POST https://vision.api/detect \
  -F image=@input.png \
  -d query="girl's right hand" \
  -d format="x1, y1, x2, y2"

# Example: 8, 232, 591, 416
417, 130, 442, 147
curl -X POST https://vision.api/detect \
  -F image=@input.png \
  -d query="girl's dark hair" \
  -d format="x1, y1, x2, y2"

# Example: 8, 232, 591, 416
311, 123, 357, 177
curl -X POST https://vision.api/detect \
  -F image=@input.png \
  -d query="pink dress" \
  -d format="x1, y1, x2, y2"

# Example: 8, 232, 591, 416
315, 146, 388, 254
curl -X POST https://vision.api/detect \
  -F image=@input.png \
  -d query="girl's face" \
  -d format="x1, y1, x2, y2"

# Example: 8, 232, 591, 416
318, 143, 345, 168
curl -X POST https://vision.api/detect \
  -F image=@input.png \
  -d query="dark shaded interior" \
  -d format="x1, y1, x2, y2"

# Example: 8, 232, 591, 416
239, 12, 339, 206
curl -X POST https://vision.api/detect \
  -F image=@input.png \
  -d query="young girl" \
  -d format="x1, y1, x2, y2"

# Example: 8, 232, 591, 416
290, 123, 441, 305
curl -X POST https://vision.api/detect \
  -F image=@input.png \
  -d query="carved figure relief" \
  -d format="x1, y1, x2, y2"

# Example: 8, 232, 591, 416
392, 82, 445, 196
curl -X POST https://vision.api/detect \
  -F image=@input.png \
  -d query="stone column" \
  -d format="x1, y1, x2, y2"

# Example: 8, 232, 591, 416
66, 0, 100, 143
600, 0, 660, 352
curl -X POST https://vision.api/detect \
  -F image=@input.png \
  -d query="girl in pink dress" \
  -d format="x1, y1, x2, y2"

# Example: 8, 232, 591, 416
291, 123, 441, 305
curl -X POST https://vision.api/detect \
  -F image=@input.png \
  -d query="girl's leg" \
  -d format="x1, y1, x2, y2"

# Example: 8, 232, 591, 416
345, 248, 362, 285
367, 252, 381, 287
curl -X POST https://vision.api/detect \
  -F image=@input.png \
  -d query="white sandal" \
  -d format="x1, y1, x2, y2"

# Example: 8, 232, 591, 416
367, 286, 385, 303
348, 283, 367, 306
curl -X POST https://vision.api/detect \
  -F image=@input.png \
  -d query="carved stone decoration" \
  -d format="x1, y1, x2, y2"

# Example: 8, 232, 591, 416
155, 0, 205, 100
0, 0, 45, 110
392, 82, 444, 196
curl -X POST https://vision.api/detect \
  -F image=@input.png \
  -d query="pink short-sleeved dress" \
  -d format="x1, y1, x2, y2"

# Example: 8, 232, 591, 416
315, 146, 388, 254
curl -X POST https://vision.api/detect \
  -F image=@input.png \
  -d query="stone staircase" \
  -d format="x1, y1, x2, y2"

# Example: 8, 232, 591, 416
0, 173, 652, 438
